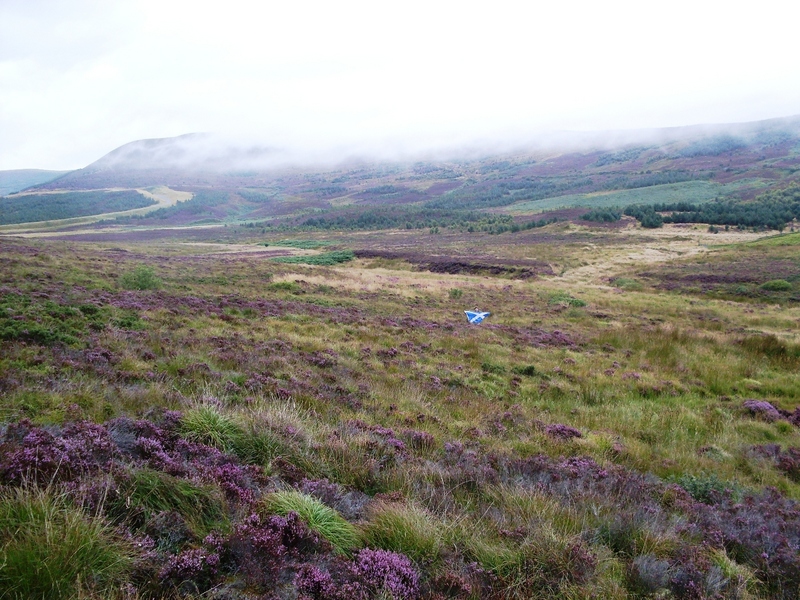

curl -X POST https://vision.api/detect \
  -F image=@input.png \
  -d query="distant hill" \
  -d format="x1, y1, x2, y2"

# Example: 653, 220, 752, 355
35, 133, 287, 190
0, 169, 71, 196
12, 115, 800, 230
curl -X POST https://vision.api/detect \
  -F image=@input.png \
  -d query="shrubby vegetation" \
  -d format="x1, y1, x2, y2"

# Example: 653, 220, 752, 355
623, 183, 800, 230
582, 207, 622, 222
602, 170, 712, 190
0, 190, 154, 225
5, 123, 800, 597
425, 178, 593, 210
302, 206, 514, 232
272, 250, 355, 266
593, 147, 646, 166
120, 265, 162, 291
624, 205, 664, 228
1, 231, 800, 597
363, 185, 407, 195
265, 240, 333, 249
237, 188, 281, 203
677, 135, 748, 157
142, 190, 231, 220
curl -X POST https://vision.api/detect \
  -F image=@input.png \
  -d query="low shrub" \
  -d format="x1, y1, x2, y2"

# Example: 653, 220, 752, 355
549, 292, 586, 307
267, 239, 332, 249
511, 364, 538, 377
760, 279, 793, 291
673, 473, 741, 504
268, 280, 302, 292
227, 511, 321, 588
612, 277, 643, 291
481, 361, 506, 374
119, 265, 161, 290
158, 546, 220, 595
295, 548, 421, 600
544, 423, 583, 440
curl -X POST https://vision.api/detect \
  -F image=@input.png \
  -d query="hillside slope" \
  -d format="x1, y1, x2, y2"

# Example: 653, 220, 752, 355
0, 169, 71, 196
13, 115, 800, 231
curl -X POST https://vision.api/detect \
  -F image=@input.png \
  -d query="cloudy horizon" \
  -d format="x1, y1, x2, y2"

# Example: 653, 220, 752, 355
2, 0, 800, 171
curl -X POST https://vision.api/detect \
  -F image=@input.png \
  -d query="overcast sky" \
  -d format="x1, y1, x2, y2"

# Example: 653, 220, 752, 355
2, 0, 800, 170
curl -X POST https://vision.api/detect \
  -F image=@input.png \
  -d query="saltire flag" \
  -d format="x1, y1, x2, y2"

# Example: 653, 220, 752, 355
464, 310, 490, 324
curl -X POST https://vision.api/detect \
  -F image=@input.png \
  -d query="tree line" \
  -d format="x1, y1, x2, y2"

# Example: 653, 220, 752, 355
0, 191, 154, 225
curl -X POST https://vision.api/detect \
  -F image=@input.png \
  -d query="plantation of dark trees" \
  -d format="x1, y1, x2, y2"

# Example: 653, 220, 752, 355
424, 178, 593, 210
582, 208, 623, 223
0, 190, 154, 225
623, 184, 800, 230
302, 206, 515, 232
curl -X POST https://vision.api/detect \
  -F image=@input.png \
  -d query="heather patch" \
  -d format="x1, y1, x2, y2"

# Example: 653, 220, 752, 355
0, 292, 99, 346
640, 255, 800, 302
2, 228, 800, 597
295, 549, 420, 600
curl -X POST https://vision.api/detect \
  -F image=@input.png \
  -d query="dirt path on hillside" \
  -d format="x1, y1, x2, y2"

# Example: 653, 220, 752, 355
0, 186, 192, 236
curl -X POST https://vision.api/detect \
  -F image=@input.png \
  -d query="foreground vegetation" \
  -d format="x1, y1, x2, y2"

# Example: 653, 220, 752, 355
1, 219, 799, 599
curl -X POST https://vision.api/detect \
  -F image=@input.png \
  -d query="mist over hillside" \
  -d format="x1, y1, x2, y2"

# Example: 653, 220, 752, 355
27, 115, 800, 192
4, 114, 799, 234
0, 169, 71, 196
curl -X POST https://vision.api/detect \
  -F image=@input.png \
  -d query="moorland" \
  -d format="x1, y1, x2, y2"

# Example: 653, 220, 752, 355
1, 116, 800, 600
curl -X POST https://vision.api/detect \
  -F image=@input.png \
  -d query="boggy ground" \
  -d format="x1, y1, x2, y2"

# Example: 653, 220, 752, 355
1, 224, 800, 599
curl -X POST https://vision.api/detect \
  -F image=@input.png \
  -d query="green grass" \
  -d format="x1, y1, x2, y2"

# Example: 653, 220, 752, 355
262, 491, 361, 555
505, 180, 747, 214
266, 239, 333, 249
271, 250, 355, 266
112, 469, 228, 538
180, 404, 242, 452
748, 231, 800, 246
0, 486, 133, 599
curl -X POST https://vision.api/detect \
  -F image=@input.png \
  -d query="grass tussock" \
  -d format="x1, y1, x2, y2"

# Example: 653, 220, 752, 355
0, 486, 133, 599
180, 403, 242, 452
363, 501, 443, 564
113, 468, 228, 537
262, 490, 362, 554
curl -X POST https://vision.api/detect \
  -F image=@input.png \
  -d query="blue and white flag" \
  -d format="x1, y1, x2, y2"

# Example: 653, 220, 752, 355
464, 310, 490, 324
